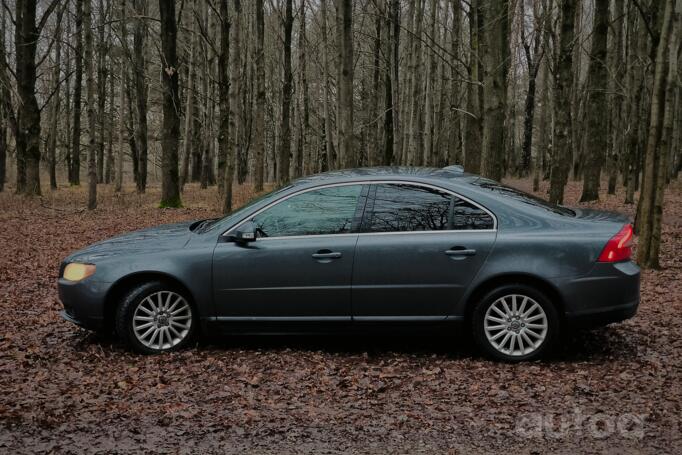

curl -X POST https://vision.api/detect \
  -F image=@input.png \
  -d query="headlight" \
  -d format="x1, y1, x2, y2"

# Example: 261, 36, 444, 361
63, 263, 96, 282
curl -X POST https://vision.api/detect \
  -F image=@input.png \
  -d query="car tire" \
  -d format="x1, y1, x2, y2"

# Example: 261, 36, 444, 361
115, 281, 197, 354
472, 284, 559, 362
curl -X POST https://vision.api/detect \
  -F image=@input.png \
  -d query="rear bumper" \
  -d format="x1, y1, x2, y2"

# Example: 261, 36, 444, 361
556, 261, 640, 328
564, 297, 639, 328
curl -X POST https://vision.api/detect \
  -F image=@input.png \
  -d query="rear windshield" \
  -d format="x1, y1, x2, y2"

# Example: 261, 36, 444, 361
471, 179, 575, 216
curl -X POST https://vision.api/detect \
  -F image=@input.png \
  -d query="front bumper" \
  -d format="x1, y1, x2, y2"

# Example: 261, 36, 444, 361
557, 261, 640, 328
58, 278, 111, 331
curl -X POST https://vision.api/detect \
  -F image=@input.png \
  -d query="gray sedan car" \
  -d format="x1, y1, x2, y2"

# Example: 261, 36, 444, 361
58, 167, 639, 361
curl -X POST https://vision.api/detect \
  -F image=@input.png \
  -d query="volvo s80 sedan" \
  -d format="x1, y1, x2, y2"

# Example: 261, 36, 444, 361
58, 167, 639, 361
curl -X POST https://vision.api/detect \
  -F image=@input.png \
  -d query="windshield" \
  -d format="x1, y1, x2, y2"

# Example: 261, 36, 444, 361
472, 179, 575, 216
201, 185, 294, 233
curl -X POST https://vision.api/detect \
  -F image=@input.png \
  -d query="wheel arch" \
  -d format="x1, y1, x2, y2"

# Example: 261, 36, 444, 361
462, 273, 566, 323
103, 272, 199, 331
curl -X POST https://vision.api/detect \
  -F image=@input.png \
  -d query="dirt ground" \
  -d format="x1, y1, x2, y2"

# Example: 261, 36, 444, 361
0, 178, 681, 454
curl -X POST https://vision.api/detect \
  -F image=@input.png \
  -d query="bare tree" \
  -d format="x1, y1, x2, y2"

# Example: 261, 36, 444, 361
278, 0, 293, 183
320, 0, 335, 170
464, 0, 482, 173
47, 5, 65, 190
71, 0, 84, 186
158, 0, 182, 207
580, 0, 609, 202
14, 0, 60, 195
548, 0, 576, 204
132, 0, 148, 193
253, 0, 265, 191
636, 0, 678, 268
337, 0, 355, 168
85, 0, 98, 209
480, 0, 509, 181
223, 0, 240, 213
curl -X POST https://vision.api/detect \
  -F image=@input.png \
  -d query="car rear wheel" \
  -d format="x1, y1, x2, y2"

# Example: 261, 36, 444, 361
116, 281, 196, 354
472, 284, 559, 362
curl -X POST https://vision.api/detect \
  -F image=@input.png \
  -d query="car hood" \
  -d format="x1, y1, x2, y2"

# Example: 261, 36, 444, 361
65, 221, 195, 263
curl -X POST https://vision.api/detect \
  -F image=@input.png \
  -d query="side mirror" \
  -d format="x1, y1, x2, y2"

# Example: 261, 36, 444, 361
230, 221, 257, 243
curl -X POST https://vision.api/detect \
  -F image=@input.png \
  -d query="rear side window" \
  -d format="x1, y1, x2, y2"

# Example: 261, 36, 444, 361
363, 183, 494, 232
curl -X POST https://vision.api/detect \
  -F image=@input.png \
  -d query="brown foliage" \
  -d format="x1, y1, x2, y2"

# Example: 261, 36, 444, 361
0, 180, 681, 453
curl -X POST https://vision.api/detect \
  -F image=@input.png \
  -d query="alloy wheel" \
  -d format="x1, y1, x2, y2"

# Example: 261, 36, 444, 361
132, 291, 193, 351
484, 294, 548, 357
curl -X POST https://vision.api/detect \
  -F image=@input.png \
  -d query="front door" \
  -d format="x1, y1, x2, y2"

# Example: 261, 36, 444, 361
351, 183, 497, 320
212, 184, 367, 319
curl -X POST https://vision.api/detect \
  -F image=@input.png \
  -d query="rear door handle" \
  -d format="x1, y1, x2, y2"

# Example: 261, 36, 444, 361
445, 248, 477, 257
312, 251, 342, 259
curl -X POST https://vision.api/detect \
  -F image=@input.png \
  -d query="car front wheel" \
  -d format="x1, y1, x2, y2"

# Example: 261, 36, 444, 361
472, 284, 559, 362
116, 281, 196, 354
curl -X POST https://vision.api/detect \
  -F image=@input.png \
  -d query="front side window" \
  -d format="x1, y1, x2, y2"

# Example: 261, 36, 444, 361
364, 183, 494, 232
251, 185, 363, 238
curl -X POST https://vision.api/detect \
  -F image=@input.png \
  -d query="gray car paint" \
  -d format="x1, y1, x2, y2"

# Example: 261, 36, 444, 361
58, 167, 639, 334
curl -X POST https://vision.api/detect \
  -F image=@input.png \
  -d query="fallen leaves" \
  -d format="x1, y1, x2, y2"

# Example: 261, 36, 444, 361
0, 179, 681, 453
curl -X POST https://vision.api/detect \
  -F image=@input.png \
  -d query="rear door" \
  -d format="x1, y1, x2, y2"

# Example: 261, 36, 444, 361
351, 182, 497, 320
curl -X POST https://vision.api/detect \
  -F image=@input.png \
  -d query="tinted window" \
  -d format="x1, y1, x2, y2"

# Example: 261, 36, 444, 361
365, 183, 493, 232
365, 184, 451, 232
472, 179, 575, 216
451, 197, 495, 230
252, 185, 363, 237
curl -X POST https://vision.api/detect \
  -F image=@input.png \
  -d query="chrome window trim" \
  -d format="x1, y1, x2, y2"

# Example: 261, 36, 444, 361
221, 179, 498, 239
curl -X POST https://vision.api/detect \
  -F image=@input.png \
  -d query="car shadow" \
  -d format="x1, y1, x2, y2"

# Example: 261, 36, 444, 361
71, 324, 640, 364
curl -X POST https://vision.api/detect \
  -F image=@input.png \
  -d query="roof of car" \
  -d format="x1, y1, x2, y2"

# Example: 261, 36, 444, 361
292, 166, 479, 187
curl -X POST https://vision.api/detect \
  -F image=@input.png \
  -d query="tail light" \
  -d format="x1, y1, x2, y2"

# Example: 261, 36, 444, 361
598, 224, 633, 262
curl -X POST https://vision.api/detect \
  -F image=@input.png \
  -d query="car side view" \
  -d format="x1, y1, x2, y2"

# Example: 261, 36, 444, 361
58, 167, 640, 361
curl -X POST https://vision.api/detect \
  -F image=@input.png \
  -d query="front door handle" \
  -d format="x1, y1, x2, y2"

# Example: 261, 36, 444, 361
312, 251, 342, 259
445, 247, 477, 257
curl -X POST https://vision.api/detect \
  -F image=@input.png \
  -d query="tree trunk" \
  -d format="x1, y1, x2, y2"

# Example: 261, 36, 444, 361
84, 0, 98, 209
579, 0, 609, 202
71, 0, 84, 186
253, 0, 265, 190
337, 0, 355, 168
0, 2, 6, 192
447, 0, 462, 166
636, 0, 676, 269
115, 0, 126, 193
464, 0, 482, 174
320, 0, 335, 170
278, 0, 293, 183
406, 0, 423, 166
105, 49, 115, 184
224, 0, 241, 213
606, 0, 624, 194
158, 0, 182, 207
624, 4, 646, 205
295, 0, 310, 177
96, 0, 107, 184
422, 0, 438, 167
47, 7, 64, 190
15, 0, 43, 195
548, 0, 576, 204
480, 0, 509, 181
133, 0, 148, 193
390, 0, 401, 165
520, 0, 544, 177
181, 10, 196, 190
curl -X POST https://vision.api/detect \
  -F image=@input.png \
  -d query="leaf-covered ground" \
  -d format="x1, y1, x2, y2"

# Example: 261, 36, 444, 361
1, 179, 681, 454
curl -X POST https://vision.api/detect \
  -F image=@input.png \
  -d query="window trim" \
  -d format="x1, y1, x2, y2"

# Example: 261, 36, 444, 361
222, 180, 497, 240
